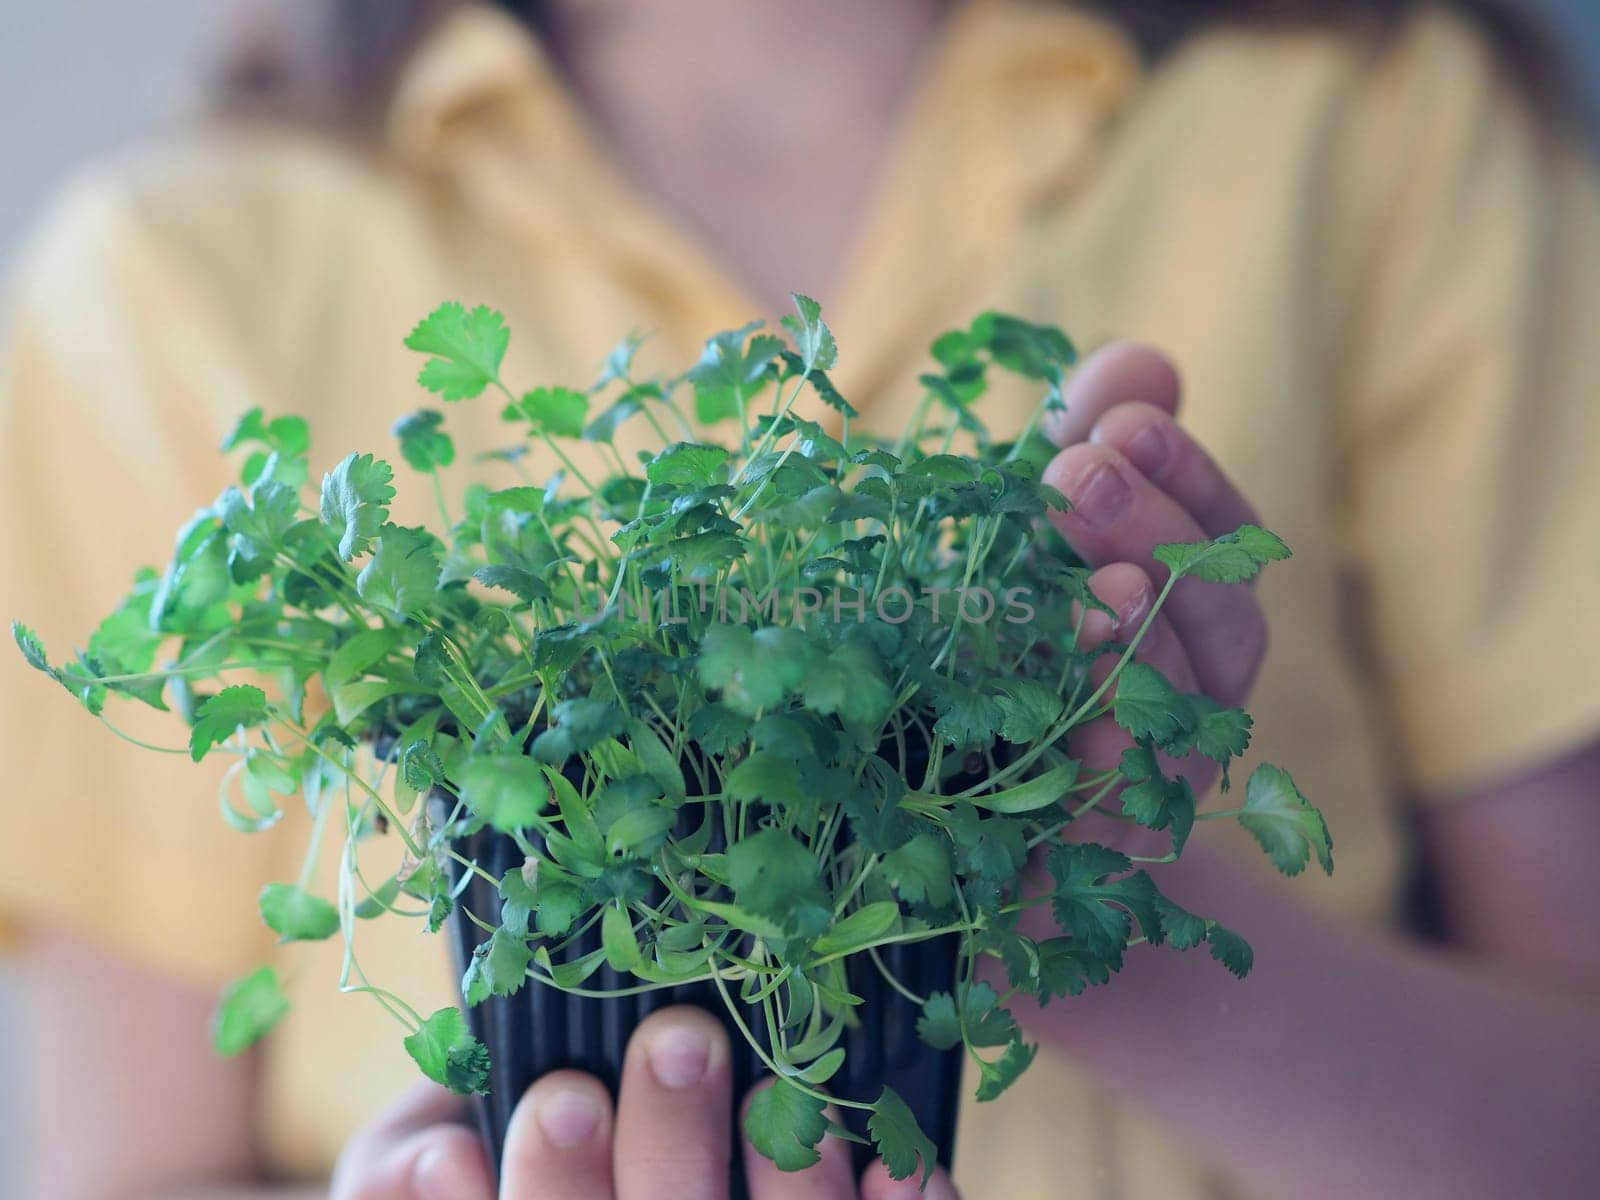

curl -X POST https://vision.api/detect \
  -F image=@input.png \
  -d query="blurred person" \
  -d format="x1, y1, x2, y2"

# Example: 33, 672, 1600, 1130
2, 1, 1599, 1198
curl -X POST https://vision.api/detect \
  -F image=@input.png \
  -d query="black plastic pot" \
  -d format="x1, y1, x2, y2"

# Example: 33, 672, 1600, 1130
444, 824, 962, 1195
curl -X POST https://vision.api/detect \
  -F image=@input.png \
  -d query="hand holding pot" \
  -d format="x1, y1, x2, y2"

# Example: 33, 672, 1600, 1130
331, 1005, 959, 1200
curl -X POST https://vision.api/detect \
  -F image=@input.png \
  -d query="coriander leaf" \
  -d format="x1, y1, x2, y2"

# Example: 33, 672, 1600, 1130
1238, 764, 1333, 876
929, 686, 1003, 749
405, 303, 508, 401
993, 678, 1064, 742
645, 442, 731, 491
1111, 663, 1194, 748
1046, 843, 1161, 959
883, 832, 955, 908
473, 564, 551, 605
190, 685, 270, 762
780, 292, 838, 373
688, 322, 780, 424
392, 409, 455, 472
1116, 744, 1195, 852
321, 453, 397, 560
810, 900, 898, 959
1206, 923, 1255, 978
916, 991, 963, 1051
1035, 937, 1116, 1000
505, 387, 588, 439
462, 928, 533, 1004
535, 880, 582, 937
459, 754, 548, 831
1171, 695, 1254, 781
403, 1007, 491, 1095
1151, 893, 1208, 950
401, 739, 445, 792
724, 827, 831, 938
12, 621, 57, 681
974, 1037, 1038, 1103
601, 901, 644, 972
1152, 524, 1290, 584
356, 525, 441, 618
918, 981, 1016, 1050
257, 883, 341, 942
745, 1079, 828, 1172
868, 1086, 937, 1184
324, 626, 404, 689
212, 966, 290, 1056
530, 697, 626, 763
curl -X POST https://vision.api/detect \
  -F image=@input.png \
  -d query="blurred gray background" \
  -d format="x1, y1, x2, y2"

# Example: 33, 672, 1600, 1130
0, 1, 1597, 1196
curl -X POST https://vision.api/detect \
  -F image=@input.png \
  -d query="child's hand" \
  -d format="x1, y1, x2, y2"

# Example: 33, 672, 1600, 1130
330, 1005, 959, 1200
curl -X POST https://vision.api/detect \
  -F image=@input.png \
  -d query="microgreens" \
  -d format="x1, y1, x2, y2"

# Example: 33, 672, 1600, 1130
13, 296, 1328, 1183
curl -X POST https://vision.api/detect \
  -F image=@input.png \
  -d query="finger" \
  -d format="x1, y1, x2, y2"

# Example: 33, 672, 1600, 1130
501, 1071, 615, 1200
330, 1083, 492, 1200
1044, 342, 1181, 448
860, 1159, 962, 1199
1044, 444, 1267, 706
1074, 563, 1201, 696
742, 1085, 857, 1199
615, 1006, 734, 1200
1088, 402, 1258, 540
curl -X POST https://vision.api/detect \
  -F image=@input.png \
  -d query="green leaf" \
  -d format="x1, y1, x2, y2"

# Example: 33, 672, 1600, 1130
948, 759, 1078, 814
356, 525, 441, 618
190, 685, 270, 761
811, 901, 899, 959
459, 755, 548, 831
993, 678, 1064, 742
723, 827, 831, 938
12, 621, 56, 680
473, 564, 551, 605
405, 302, 509, 401
601, 902, 644, 972
325, 627, 403, 689
974, 1038, 1038, 1103
883, 832, 954, 908
505, 387, 589, 439
688, 322, 780, 424
462, 928, 533, 1004
645, 442, 731, 491
535, 880, 583, 937
780, 292, 837, 373
1206, 923, 1255, 978
916, 982, 1015, 1051
403, 1007, 491, 1095
393, 409, 456, 472
1110, 663, 1192, 748
257, 883, 340, 943
531, 697, 627, 763
744, 1079, 828, 1172
211, 966, 290, 1056
1238, 764, 1333, 876
1046, 843, 1161, 959
868, 1086, 937, 1184
320, 453, 396, 561
696, 624, 809, 716
1152, 524, 1290, 584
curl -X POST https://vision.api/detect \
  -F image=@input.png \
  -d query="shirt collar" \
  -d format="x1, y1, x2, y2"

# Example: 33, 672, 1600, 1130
386, 0, 1141, 188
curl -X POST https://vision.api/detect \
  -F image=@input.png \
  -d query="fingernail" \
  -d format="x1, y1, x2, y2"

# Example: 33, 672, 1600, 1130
537, 1086, 603, 1148
647, 1024, 712, 1090
1115, 586, 1153, 642
1121, 424, 1170, 479
413, 1144, 486, 1200
1073, 463, 1132, 530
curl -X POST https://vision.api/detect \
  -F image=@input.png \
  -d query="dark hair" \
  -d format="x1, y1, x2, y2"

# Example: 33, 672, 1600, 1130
218, 0, 1578, 132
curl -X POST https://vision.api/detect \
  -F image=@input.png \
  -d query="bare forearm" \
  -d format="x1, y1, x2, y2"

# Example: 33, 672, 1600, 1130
1003, 844, 1600, 1199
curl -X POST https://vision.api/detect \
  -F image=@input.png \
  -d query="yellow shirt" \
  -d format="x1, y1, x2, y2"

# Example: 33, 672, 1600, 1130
4, 2, 1599, 1195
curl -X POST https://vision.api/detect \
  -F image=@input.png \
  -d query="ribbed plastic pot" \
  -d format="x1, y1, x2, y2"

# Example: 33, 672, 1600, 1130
444, 833, 961, 1194
440, 796, 966, 1196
